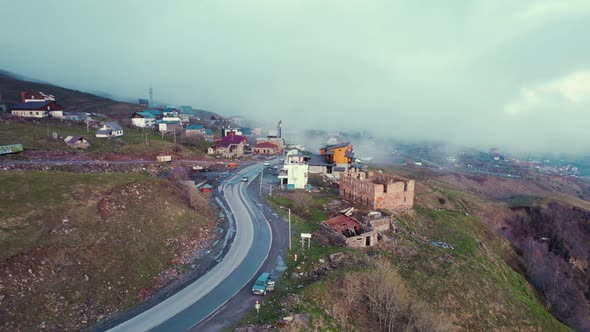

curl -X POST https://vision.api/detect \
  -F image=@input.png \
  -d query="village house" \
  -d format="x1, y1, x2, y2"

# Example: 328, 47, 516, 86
138, 98, 149, 107
179, 106, 200, 121
204, 128, 214, 142
11, 101, 64, 118
95, 122, 124, 138
131, 111, 158, 128
278, 149, 310, 189
222, 127, 243, 137
157, 120, 181, 134
207, 133, 246, 158
62, 112, 87, 121
210, 114, 223, 122
163, 107, 180, 118
320, 142, 354, 170
252, 141, 279, 155
339, 168, 415, 210
255, 137, 284, 153
308, 142, 355, 178
186, 124, 206, 138
64, 136, 90, 149
20, 91, 55, 103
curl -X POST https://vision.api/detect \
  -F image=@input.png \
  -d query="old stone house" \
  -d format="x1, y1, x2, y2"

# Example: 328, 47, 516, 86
339, 169, 414, 210
321, 215, 377, 248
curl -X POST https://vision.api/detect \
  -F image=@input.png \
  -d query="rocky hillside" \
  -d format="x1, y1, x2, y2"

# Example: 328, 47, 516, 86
407, 168, 590, 331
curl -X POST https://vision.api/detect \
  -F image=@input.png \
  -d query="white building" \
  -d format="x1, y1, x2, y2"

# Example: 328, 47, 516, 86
278, 149, 310, 189
131, 111, 157, 128
96, 122, 124, 138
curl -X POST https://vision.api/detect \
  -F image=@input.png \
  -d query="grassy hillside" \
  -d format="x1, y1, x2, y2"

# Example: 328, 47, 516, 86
238, 178, 571, 331
0, 71, 220, 120
0, 171, 217, 331
0, 72, 144, 120
0, 118, 210, 158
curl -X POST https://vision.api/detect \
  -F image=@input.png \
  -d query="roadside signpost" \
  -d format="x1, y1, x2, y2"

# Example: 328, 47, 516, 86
301, 233, 312, 250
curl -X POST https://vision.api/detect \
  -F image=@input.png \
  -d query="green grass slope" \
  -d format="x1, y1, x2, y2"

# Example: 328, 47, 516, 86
238, 187, 570, 331
0, 171, 216, 331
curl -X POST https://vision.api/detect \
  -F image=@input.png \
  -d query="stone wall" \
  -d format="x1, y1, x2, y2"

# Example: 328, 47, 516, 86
339, 169, 414, 210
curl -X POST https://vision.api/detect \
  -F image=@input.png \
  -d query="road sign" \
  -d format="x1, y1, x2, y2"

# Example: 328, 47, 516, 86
255, 300, 260, 315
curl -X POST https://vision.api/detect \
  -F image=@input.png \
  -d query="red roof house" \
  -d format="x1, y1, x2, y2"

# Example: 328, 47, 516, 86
207, 135, 247, 158
253, 141, 279, 155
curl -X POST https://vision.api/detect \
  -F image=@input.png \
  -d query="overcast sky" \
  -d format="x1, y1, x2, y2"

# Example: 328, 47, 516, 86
1, 1, 590, 154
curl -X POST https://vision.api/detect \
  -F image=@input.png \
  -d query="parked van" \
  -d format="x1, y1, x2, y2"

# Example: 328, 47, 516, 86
251, 272, 271, 295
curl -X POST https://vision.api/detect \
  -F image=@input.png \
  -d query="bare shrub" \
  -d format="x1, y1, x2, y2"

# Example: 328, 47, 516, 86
185, 186, 216, 220
168, 161, 190, 183
363, 262, 451, 332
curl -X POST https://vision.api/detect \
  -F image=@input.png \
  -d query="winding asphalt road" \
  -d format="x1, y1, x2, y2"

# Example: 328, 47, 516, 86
106, 162, 277, 332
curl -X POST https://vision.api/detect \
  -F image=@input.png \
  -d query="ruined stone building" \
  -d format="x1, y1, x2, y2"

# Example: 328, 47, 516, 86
339, 169, 415, 210
321, 214, 377, 247
320, 213, 395, 248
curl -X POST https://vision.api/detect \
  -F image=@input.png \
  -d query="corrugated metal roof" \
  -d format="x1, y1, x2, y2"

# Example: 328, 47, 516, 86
12, 101, 62, 110
134, 111, 156, 118
322, 142, 350, 150
216, 135, 246, 148
96, 129, 111, 135
254, 142, 278, 149
107, 122, 123, 131
143, 109, 162, 115
67, 136, 84, 144
156, 120, 181, 124
308, 154, 333, 167
323, 215, 361, 233
186, 124, 204, 130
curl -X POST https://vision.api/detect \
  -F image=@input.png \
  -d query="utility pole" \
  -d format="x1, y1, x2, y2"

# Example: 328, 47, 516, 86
288, 208, 291, 250
280, 206, 292, 250
260, 165, 264, 196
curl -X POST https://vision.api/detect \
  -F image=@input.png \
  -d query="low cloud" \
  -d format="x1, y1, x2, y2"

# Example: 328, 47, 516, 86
504, 70, 590, 115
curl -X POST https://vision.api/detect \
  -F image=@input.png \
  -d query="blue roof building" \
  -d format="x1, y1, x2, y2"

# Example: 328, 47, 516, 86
186, 124, 205, 130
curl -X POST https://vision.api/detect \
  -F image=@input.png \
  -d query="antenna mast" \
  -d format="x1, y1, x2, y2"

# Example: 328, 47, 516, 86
277, 120, 282, 138
149, 85, 153, 106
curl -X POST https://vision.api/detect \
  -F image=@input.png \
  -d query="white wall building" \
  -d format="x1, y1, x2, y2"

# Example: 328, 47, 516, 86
278, 149, 310, 189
